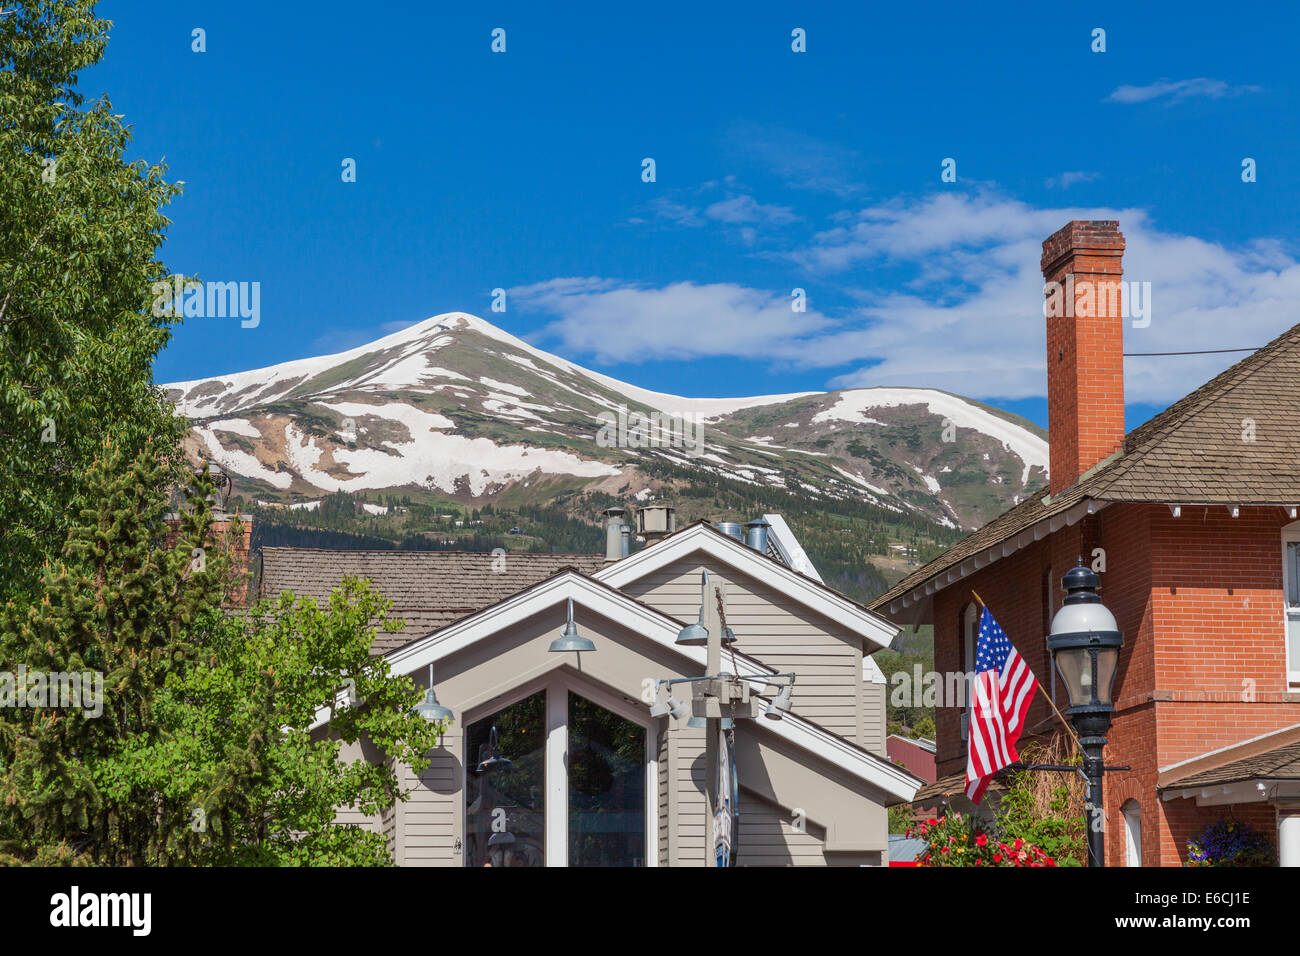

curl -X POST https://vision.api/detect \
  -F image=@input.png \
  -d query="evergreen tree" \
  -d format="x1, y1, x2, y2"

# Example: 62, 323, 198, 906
0, 443, 230, 864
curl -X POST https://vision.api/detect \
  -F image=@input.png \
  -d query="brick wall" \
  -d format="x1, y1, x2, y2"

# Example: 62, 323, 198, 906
163, 513, 254, 607
926, 501, 1300, 865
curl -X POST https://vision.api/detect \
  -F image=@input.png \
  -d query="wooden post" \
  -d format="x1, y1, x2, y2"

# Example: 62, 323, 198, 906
702, 573, 724, 865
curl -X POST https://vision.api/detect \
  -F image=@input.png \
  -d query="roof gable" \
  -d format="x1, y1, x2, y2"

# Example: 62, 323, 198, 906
312, 568, 920, 802
594, 522, 899, 650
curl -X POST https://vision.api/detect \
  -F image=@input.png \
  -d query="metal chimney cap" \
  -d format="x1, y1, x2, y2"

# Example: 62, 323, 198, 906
713, 522, 744, 541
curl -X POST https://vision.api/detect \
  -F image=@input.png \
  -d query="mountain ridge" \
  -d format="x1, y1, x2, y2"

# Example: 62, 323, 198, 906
163, 312, 1048, 532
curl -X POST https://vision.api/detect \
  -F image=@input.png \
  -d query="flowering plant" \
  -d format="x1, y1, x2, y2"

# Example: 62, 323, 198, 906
1186, 819, 1275, 867
907, 813, 1058, 867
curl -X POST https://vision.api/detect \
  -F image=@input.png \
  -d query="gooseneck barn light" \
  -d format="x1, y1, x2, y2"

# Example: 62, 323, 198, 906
413, 663, 455, 724
549, 597, 596, 653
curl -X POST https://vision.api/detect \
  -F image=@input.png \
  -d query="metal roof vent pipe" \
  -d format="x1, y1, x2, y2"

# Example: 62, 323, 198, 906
744, 518, 770, 553
603, 507, 629, 563
635, 505, 676, 544
714, 522, 744, 541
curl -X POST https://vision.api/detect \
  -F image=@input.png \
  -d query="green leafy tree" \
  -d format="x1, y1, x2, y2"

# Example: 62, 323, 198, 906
0, 0, 186, 602
0, 444, 445, 865
113, 578, 446, 866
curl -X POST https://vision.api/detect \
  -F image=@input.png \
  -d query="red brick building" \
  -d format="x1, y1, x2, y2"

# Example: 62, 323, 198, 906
870, 220, 1300, 867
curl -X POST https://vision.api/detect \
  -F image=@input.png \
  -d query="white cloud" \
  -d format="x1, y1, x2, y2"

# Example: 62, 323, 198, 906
1106, 78, 1262, 104
508, 277, 833, 365
1047, 171, 1100, 189
703, 195, 797, 225
725, 122, 864, 196
800, 193, 1300, 404
514, 193, 1300, 408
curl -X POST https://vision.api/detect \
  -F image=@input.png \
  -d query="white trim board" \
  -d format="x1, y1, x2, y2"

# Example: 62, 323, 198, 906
314, 570, 920, 803
593, 522, 899, 651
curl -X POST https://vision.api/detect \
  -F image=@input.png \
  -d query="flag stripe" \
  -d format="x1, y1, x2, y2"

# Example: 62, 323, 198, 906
964, 606, 1040, 804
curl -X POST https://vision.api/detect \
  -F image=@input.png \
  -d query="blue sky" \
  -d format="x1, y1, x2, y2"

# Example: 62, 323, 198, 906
91, 0, 1300, 430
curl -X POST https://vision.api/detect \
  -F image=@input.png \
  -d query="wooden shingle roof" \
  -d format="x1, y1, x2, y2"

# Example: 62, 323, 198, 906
257, 548, 604, 653
871, 320, 1300, 612
1159, 722, 1300, 790
1164, 741, 1300, 789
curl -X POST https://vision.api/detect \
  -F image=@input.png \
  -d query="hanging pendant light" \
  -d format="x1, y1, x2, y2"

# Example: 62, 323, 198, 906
675, 609, 709, 647
676, 570, 711, 645
413, 663, 454, 723
550, 597, 596, 653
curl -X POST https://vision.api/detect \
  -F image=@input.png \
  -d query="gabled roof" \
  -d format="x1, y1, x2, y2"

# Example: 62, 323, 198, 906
594, 520, 899, 649
872, 319, 1300, 614
316, 567, 923, 803
257, 548, 603, 652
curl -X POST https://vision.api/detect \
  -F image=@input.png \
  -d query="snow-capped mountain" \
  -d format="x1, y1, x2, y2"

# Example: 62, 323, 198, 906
163, 312, 1047, 531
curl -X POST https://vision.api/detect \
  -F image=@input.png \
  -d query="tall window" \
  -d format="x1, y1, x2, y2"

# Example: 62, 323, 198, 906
1283, 528, 1300, 689
568, 692, 646, 867
465, 692, 547, 867
1122, 800, 1142, 867
464, 682, 649, 867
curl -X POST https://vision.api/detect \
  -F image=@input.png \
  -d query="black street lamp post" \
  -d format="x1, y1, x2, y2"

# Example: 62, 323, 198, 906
1047, 564, 1124, 868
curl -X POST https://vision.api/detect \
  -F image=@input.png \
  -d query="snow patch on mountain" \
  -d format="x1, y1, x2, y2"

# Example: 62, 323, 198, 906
813, 388, 1047, 483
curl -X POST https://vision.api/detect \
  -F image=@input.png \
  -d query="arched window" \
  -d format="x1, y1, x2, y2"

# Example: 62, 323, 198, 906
1122, 799, 1141, 867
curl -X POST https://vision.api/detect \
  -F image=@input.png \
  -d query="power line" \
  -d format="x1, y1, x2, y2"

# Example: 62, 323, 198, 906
1123, 347, 1261, 356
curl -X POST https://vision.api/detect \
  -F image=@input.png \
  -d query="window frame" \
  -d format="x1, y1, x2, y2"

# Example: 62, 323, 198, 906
1281, 523, 1300, 690
461, 672, 657, 867
1122, 799, 1141, 867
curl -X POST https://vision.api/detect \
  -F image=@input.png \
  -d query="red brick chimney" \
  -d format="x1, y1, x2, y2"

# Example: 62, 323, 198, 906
1041, 221, 1126, 495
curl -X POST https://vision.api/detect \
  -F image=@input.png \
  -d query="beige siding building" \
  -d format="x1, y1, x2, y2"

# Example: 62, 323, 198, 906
269, 514, 920, 866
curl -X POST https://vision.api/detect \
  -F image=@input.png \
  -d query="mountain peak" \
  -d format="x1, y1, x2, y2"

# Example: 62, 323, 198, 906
163, 311, 1047, 530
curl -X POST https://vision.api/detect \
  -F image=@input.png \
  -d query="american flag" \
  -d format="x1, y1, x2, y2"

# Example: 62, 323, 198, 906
965, 606, 1038, 803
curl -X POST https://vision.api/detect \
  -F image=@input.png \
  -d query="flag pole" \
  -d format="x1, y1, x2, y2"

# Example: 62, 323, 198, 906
970, 589, 1082, 753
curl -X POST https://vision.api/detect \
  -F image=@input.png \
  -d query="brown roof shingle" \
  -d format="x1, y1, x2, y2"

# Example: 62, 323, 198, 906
1163, 741, 1300, 789
1159, 723, 1300, 789
257, 549, 604, 653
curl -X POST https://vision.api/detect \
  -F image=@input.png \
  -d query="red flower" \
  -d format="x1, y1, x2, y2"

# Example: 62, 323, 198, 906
975, 834, 987, 847
992, 853, 1002, 862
